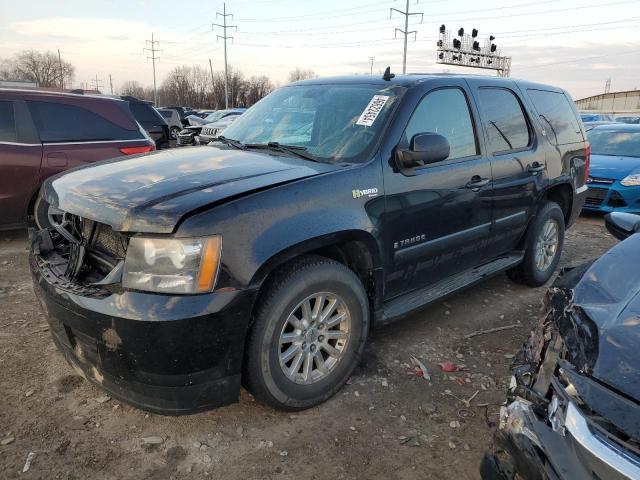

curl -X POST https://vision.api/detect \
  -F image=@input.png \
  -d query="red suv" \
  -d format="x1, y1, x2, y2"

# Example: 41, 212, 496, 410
0, 89, 155, 229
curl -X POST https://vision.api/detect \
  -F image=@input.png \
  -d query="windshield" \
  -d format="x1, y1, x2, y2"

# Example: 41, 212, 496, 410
587, 129, 640, 158
222, 84, 402, 163
204, 111, 229, 123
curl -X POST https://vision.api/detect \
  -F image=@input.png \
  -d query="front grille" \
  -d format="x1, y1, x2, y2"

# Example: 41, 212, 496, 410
585, 187, 608, 206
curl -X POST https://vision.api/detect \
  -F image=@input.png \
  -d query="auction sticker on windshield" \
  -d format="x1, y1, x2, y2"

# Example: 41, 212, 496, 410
356, 95, 390, 127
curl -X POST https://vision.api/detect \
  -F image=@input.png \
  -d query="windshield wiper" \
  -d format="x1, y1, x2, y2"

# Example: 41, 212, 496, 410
216, 136, 246, 150
246, 142, 319, 162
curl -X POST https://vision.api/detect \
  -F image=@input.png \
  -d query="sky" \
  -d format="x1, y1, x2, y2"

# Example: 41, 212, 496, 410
1, 0, 639, 100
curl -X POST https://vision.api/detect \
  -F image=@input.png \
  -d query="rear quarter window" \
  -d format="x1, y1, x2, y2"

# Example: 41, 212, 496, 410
130, 103, 163, 123
0, 101, 17, 142
527, 89, 583, 145
27, 101, 143, 143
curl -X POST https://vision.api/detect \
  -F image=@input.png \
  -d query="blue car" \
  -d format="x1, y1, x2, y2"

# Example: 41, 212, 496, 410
584, 124, 640, 213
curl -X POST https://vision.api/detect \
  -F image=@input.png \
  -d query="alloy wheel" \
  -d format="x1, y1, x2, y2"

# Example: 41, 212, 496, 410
278, 292, 351, 385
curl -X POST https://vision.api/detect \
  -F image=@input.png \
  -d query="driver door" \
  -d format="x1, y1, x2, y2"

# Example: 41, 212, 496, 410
382, 85, 494, 299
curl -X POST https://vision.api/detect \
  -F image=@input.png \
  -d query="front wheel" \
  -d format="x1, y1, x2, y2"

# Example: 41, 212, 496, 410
170, 126, 180, 140
244, 256, 369, 410
507, 201, 565, 287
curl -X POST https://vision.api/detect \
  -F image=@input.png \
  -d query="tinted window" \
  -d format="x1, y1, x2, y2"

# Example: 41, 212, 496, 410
528, 90, 582, 145
158, 110, 173, 120
587, 129, 640, 158
403, 88, 478, 160
130, 103, 163, 123
478, 88, 531, 153
28, 101, 142, 142
0, 101, 17, 142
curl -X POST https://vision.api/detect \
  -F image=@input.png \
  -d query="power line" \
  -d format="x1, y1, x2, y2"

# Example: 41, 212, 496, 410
144, 33, 162, 104
213, 2, 237, 109
391, 0, 424, 74
516, 48, 640, 70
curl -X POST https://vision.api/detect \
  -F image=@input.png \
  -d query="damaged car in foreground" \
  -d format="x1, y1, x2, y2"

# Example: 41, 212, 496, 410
482, 211, 640, 480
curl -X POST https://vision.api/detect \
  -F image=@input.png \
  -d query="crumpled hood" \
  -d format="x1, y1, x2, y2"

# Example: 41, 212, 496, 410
589, 154, 640, 181
43, 146, 333, 233
559, 233, 640, 401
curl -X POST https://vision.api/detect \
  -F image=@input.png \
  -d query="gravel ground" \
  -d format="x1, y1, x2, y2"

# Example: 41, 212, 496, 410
0, 215, 617, 480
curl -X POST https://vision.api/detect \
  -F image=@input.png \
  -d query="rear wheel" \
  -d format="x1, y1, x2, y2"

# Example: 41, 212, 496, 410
170, 126, 180, 140
507, 201, 565, 286
244, 256, 369, 410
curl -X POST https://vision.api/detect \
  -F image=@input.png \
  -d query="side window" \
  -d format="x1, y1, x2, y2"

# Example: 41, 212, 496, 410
403, 88, 478, 160
527, 89, 583, 145
0, 101, 17, 143
27, 101, 142, 142
478, 88, 531, 154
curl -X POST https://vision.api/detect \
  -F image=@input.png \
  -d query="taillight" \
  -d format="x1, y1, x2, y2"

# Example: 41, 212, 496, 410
584, 141, 590, 183
120, 145, 155, 155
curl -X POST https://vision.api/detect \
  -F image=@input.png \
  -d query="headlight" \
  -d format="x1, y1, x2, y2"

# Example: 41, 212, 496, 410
122, 236, 222, 294
621, 174, 640, 186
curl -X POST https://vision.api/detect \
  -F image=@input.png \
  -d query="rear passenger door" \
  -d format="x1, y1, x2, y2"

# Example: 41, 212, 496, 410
0, 100, 43, 227
382, 84, 494, 299
471, 83, 547, 255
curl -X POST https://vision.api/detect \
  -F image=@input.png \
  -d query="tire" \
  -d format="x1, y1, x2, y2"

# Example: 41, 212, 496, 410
244, 255, 370, 411
170, 127, 180, 140
507, 201, 565, 287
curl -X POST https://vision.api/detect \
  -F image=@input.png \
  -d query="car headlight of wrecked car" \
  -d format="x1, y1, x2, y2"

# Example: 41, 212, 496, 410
122, 236, 222, 294
620, 173, 640, 186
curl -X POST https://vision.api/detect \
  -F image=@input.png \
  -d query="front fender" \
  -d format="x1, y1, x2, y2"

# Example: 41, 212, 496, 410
176, 160, 385, 290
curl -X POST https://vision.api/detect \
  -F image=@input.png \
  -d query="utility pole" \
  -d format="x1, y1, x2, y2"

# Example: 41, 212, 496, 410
213, 3, 236, 109
369, 56, 375, 75
209, 58, 216, 106
605, 78, 611, 94
91, 74, 103, 92
57, 49, 64, 89
391, 0, 423, 74
109, 74, 114, 94
144, 33, 162, 104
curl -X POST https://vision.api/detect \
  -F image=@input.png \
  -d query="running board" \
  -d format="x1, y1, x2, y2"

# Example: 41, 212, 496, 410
379, 253, 524, 325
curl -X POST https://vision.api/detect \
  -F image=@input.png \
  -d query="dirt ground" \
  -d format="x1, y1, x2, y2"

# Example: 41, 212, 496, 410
0, 215, 617, 480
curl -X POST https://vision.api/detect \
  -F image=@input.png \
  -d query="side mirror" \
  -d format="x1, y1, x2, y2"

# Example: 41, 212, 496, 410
397, 133, 450, 169
605, 212, 640, 241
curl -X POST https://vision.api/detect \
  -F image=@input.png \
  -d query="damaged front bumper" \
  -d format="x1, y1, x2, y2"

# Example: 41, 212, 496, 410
485, 390, 640, 480
482, 268, 640, 480
30, 238, 257, 415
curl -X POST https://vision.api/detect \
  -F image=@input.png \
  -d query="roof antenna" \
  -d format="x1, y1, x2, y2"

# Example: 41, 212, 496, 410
382, 66, 395, 81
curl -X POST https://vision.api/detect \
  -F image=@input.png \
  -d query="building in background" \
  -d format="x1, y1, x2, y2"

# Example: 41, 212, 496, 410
576, 90, 640, 115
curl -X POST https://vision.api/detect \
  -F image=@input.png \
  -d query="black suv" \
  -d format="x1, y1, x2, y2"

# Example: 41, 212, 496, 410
119, 96, 170, 149
29, 73, 588, 414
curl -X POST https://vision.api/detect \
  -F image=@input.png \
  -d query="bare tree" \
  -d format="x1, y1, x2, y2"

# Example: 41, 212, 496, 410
288, 68, 316, 83
3, 50, 74, 87
119, 81, 145, 99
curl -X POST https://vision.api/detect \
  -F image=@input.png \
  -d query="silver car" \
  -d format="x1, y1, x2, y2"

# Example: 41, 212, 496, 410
157, 108, 183, 140
198, 115, 241, 144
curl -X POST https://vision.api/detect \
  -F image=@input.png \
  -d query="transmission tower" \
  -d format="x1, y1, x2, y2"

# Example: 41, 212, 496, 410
144, 33, 162, 104
213, 3, 237, 109
605, 78, 611, 94
391, 0, 423, 74
91, 74, 103, 92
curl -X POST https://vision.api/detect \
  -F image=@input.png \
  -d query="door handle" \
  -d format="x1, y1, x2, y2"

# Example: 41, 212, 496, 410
528, 162, 545, 174
465, 176, 490, 190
